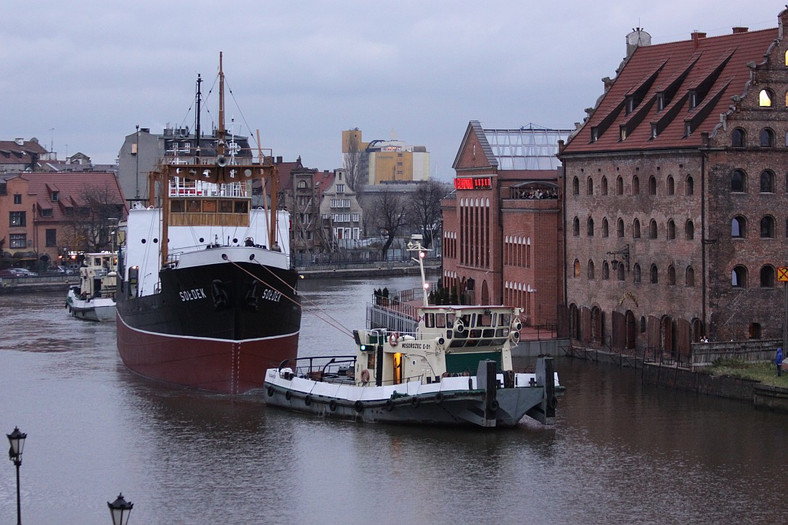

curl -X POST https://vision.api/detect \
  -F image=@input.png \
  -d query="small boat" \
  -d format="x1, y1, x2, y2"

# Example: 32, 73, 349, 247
66, 252, 118, 322
115, 54, 301, 394
263, 237, 556, 428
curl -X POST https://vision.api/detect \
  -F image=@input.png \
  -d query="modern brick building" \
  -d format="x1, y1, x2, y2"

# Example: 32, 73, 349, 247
441, 121, 570, 329
559, 10, 788, 357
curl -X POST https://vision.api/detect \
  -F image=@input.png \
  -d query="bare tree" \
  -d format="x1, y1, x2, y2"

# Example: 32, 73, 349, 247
64, 183, 125, 252
408, 180, 449, 248
370, 188, 408, 260
343, 130, 366, 193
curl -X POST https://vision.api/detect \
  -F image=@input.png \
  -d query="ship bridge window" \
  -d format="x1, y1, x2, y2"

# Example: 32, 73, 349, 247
479, 312, 493, 327
187, 199, 200, 212
219, 200, 233, 213
425, 313, 435, 328
234, 201, 248, 213
171, 200, 184, 213
436, 314, 446, 328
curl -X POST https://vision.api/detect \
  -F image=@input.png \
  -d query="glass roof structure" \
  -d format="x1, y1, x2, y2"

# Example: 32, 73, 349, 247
483, 124, 572, 170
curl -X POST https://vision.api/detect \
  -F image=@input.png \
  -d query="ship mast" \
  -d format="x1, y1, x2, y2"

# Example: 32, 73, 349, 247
217, 52, 226, 158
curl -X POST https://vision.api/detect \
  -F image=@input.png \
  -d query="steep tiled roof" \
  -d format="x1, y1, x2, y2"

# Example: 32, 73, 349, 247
10, 172, 126, 222
563, 27, 778, 153
0, 139, 48, 166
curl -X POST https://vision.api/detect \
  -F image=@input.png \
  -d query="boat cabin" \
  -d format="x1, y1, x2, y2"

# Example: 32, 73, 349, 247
78, 252, 118, 299
354, 305, 521, 388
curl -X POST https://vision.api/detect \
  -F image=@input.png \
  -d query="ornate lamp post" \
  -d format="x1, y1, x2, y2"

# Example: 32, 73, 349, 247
7, 427, 27, 525
108, 493, 133, 525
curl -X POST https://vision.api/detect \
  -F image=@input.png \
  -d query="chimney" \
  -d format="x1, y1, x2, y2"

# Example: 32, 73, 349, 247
14, 138, 24, 146
732, 27, 748, 34
691, 31, 706, 49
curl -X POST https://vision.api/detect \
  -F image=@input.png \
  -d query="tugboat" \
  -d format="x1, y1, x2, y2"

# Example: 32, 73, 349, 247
263, 237, 556, 428
66, 252, 117, 322
115, 54, 301, 394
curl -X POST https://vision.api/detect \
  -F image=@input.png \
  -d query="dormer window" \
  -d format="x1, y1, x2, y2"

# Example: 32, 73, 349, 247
51, 191, 59, 202
619, 127, 627, 141
590, 127, 599, 143
688, 90, 697, 109
650, 124, 658, 140
656, 93, 665, 111
625, 96, 634, 115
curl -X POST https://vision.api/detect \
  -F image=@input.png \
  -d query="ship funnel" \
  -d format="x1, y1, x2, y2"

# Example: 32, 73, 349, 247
216, 155, 228, 167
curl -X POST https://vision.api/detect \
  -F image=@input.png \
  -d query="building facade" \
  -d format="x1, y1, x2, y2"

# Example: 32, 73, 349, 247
341, 129, 430, 185
0, 172, 125, 268
559, 11, 788, 357
441, 121, 570, 328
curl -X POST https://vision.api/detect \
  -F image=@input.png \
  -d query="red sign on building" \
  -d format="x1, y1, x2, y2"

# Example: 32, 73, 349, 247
454, 177, 492, 190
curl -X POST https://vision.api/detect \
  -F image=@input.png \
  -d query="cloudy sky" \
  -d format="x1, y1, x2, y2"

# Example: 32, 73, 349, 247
1, 1, 781, 180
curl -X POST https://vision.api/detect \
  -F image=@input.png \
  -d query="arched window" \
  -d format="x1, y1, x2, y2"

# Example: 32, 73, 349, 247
685, 220, 694, 240
587, 176, 594, 195
633, 263, 641, 283
667, 219, 676, 240
667, 176, 675, 195
572, 176, 579, 195
601, 176, 608, 195
760, 170, 775, 193
602, 217, 609, 237
759, 89, 773, 107
686, 266, 695, 287
616, 176, 624, 195
731, 169, 746, 192
731, 128, 746, 147
587, 217, 594, 236
572, 217, 580, 236
668, 265, 676, 285
633, 218, 641, 238
650, 264, 658, 284
649, 219, 657, 239
761, 265, 775, 287
617, 264, 625, 281
761, 216, 775, 238
602, 261, 610, 280
648, 176, 657, 195
731, 216, 746, 238
686, 176, 694, 196
632, 175, 640, 195
760, 128, 775, 147
732, 265, 747, 287
573, 259, 581, 278
587, 260, 595, 279
617, 218, 625, 238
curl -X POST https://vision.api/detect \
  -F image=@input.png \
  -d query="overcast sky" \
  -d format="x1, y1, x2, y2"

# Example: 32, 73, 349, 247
1, 1, 781, 180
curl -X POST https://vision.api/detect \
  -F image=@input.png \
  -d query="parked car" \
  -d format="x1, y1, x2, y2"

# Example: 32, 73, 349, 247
47, 265, 75, 275
0, 268, 38, 278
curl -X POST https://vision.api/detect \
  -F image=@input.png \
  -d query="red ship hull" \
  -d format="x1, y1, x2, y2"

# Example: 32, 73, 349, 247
117, 313, 299, 394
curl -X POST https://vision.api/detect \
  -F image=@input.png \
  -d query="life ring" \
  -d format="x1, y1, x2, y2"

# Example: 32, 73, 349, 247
304, 395, 312, 406
489, 399, 499, 412
360, 369, 371, 384
389, 332, 399, 346
354, 400, 364, 413
329, 400, 338, 412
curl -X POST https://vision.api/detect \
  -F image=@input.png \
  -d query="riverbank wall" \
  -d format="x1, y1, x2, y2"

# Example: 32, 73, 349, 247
565, 344, 788, 413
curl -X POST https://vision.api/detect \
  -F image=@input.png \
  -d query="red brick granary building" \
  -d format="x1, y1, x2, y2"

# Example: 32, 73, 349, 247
559, 10, 788, 357
441, 121, 570, 329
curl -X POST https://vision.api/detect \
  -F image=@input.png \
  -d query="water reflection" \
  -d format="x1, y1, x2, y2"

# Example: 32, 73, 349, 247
0, 283, 787, 524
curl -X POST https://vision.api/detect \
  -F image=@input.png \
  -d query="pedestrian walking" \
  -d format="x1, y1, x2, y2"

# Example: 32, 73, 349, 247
776, 347, 783, 377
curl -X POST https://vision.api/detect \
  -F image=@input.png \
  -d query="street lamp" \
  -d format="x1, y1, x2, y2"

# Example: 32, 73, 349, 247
7, 427, 27, 525
107, 493, 133, 525
607, 244, 631, 272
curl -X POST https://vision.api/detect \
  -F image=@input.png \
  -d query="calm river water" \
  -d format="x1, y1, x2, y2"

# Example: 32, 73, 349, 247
1, 276, 787, 524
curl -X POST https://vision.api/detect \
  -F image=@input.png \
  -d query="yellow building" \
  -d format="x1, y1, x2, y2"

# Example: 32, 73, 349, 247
342, 129, 430, 185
